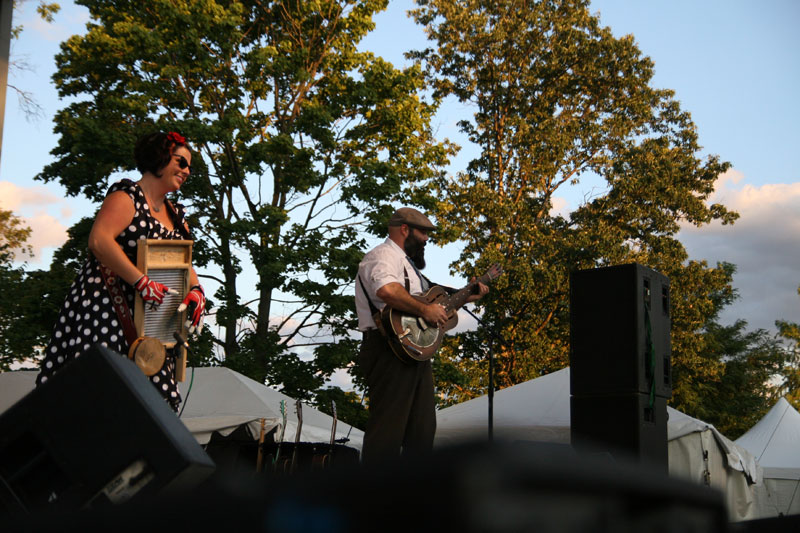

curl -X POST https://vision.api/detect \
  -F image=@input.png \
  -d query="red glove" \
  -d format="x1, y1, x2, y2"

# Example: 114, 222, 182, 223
135, 274, 176, 309
177, 284, 206, 333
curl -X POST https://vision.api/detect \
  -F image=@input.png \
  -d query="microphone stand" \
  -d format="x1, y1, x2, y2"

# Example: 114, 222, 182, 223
463, 307, 509, 444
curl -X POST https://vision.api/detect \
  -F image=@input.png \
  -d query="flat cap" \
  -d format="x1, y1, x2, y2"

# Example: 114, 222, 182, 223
388, 207, 436, 230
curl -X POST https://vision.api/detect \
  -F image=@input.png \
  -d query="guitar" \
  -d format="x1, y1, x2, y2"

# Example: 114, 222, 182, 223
376, 263, 503, 363
312, 400, 337, 470
272, 399, 288, 473
289, 399, 303, 473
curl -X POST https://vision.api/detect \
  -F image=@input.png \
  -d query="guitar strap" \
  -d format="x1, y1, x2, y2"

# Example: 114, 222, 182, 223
97, 260, 139, 346
406, 257, 430, 291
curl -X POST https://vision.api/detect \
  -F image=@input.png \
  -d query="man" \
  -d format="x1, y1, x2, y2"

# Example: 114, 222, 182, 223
355, 207, 489, 464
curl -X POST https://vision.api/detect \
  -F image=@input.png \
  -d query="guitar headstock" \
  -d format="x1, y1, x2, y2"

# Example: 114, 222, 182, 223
481, 263, 504, 282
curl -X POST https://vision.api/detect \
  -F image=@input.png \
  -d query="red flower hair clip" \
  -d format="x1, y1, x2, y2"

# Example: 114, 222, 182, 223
167, 131, 186, 145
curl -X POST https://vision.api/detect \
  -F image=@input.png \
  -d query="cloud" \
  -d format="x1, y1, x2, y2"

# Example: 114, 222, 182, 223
0, 181, 63, 211
679, 170, 800, 331
0, 182, 70, 263
19, 212, 68, 261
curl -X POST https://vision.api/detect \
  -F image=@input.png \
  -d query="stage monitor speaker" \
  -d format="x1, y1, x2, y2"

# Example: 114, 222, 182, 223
570, 393, 668, 471
570, 263, 672, 398
0, 344, 215, 517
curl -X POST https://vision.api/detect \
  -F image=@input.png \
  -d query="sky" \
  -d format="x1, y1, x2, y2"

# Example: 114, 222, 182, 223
1, 0, 799, 348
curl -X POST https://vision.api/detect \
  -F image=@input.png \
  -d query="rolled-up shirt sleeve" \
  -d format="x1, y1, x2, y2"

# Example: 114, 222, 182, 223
366, 257, 403, 294
355, 238, 417, 331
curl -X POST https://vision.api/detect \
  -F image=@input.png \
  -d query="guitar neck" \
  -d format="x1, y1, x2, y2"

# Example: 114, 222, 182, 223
445, 273, 492, 311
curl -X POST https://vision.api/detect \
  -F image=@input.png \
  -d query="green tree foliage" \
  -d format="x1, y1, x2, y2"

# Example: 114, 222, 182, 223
776, 286, 800, 411
693, 319, 790, 439
0, 215, 87, 371
36, 0, 452, 423
411, 0, 738, 414
0, 208, 33, 257
0, 208, 35, 370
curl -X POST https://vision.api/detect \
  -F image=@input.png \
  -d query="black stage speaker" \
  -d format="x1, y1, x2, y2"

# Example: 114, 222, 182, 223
0, 344, 215, 516
570, 393, 668, 470
570, 263, 672, 398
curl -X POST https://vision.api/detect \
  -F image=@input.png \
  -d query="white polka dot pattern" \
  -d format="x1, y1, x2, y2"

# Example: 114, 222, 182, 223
36, 179, 190, 411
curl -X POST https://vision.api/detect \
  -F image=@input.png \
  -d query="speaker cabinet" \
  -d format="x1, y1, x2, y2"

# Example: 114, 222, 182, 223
570, 393, 668, 470
0, 344, 215, 516
570, 263, 672, 398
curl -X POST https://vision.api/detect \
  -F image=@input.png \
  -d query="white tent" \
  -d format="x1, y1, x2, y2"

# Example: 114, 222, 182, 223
735, 397, 800, 517
434, 367, 761, 521
0, 367, 363, 451
0, 369, 39, 414
177, 367, 363, 450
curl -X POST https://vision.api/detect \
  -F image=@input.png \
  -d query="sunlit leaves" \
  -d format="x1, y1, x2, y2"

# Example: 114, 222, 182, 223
414, 0, 738, 415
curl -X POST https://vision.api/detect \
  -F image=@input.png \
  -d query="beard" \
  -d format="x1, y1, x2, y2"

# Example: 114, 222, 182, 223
404, 232, 426, 270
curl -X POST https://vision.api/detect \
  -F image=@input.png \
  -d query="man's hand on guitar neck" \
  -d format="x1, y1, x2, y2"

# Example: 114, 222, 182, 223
466, 278, 490, 303
377, 282, 449, 327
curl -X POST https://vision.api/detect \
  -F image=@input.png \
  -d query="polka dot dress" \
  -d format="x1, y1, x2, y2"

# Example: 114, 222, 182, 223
36, 179, 190, 412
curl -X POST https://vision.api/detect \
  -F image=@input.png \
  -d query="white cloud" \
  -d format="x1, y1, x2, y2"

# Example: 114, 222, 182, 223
20, 212, 68, 260
0, 181, 63, 211
0, 181, 71, 263
679, 170, 800, 331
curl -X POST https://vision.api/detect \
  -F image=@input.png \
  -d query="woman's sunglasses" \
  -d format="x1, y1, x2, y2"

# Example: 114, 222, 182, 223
174, 154, 193, 173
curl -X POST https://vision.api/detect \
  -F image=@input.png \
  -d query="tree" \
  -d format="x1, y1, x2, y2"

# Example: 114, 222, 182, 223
776, 285, 800, 411
0, 208, 35, 370
0, 207, 32, 257
36, 0, 452, 421
692, 319, 790, 439
411, 0, 738, 411
0, 212, 87, 371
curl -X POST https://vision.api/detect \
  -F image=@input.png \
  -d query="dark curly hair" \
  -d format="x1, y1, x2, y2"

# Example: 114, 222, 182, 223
133, 131, 190, 176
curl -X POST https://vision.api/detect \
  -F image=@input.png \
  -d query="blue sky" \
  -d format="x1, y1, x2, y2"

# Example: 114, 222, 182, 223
2, 0, 799, 340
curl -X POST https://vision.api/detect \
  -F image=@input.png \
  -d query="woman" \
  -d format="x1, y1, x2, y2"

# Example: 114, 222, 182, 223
36, 131, 206, 411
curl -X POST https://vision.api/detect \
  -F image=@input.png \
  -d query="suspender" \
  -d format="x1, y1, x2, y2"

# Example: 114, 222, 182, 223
357, 274, 381, 317
358, 267, 411, 329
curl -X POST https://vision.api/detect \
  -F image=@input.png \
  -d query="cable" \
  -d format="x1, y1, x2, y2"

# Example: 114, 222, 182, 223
174, 332, 195, 418
178, 366, 195, 418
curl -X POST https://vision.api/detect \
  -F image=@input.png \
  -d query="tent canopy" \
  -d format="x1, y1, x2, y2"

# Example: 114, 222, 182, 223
177, 367, 363, 449
0, 370, 38, 414
0, 367, 363, 451
434, 366, 758, 483
735, 397, 800, 480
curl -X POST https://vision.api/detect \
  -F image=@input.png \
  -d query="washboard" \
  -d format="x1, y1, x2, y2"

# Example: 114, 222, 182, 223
134, 239, 193, 381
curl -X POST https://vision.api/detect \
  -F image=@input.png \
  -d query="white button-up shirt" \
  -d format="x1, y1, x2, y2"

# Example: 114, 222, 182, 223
355, 238, 425, 331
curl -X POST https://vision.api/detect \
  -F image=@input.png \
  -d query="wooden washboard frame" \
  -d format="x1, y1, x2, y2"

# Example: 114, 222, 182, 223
134, 239, 193, 381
